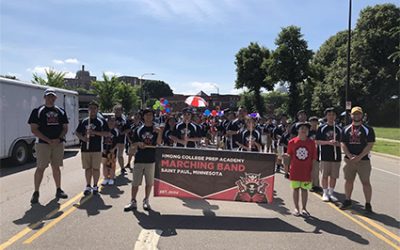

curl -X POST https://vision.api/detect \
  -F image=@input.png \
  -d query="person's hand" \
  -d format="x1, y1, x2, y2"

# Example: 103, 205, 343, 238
154, 126, 164, 134
50, 139, 60, 145
350, 155, 361, 163
138, 142, 146, 149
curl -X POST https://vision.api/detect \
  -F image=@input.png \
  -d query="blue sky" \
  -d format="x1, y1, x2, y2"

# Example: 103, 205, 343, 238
1, 0, 396, 95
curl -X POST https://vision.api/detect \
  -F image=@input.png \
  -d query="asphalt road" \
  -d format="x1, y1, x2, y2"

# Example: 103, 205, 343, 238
0, 148, 399, 250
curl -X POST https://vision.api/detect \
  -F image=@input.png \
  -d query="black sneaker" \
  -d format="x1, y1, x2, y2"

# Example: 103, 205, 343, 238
31, 191, 39, 204
121, 168, 127, 174
56, 188, 68, 199
83, 186, 92, 196
284, 173, 290, 179
124, 200, 137, 212
275, 165, 281, 173
92, 186, 99, 195
340, 199, 352, 210
365, 203, 373, 214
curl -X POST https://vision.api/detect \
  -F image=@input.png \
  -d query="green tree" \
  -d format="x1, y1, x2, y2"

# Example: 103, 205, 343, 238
238, 91, 256, 113
115, 82, 140, 113
142, 80, 173, 100
235, 42, 274, 115
91, 73, 119, 111
269, 26, 313, 118
32, 69, 66, 88
263, 91, 289, 116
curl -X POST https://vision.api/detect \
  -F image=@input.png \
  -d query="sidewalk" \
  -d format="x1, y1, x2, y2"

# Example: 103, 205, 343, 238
376, 137, 400, 143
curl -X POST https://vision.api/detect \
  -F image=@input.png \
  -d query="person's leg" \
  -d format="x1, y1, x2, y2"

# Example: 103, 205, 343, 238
34, 168, 46, 191
301, 188, 308, 210
131, 186, 139, 201
292, 188, 300, 211
117, 144, 125, 169
85, 169, 92, 186
358, 161, 372, 204
343, 160, 356, 200
93, 169, 100, 186
51, 165, 61, 189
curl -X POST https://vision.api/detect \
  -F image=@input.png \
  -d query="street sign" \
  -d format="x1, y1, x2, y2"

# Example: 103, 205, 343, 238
346, 101, 352, 110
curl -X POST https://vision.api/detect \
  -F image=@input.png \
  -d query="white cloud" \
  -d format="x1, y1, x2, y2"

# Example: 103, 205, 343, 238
134, 0, 235, 23
175, 81, 219, 95
64, 71, 75, 78
27, 66, 51, 74
64, 58, 79, 64
52, 59, 64, 65
104, 71, 122, 77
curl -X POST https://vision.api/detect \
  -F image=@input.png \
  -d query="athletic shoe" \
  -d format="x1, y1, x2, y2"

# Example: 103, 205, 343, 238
340, 199, 352, 210
56, 188, 68, 199
124, 200, 137, 212
322, 193, 330, 202
101, 179, 109, 186
143, 199, 151, 211
31, 191, 39, 204
125, 163, 132, 170
92, 186, 99, 195
301, 209, 310, 217
284, 173, 290, 179
292, 209, 300, 217
121, 168, 127, 174
83, 186, 92, 196
329, 194, 339, 202
365, 203, 373, 214
108, 179, 115, 185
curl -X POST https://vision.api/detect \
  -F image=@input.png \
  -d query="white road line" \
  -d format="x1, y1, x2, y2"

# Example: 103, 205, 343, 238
134, 229, 162, 250
372, 167, 400, 177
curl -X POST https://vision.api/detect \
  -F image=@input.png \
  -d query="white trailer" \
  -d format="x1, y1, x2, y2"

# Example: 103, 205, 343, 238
0, 77, 80, 165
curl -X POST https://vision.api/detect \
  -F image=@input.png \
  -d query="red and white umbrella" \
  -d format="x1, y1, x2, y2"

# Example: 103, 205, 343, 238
185, 96, 208, 107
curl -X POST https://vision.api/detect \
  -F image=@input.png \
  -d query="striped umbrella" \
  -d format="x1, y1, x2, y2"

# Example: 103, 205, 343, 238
185, 96, 208, 107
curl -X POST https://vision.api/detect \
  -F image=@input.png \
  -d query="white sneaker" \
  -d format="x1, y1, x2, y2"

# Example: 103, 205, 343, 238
143, 199, 151, 211
101, 179, 109, 186
329, 194, 338, 202
322, 193, 330, 202
108, 179, 114, 185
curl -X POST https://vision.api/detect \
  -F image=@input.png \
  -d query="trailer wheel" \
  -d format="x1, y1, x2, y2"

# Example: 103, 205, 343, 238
11, 141, 29, 165
29, 143, 37, 161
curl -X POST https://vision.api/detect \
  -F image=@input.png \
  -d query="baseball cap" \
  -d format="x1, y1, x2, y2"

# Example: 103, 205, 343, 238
309, 116, 319, 122
182, 107, 193, 114
44, 88, 57, 96
296, 122, 311, 130
324, 107, 336, 115
351, 106, 363, 114
142, 108, 154, 116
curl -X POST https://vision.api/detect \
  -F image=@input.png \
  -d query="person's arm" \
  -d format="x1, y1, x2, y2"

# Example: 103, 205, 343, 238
75, 131, 88, 142
30, 124, 52, 144
341, 142, 354, 159
353, 142, 374, 161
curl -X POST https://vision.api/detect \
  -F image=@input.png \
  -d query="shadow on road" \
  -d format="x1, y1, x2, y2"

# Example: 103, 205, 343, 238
178, 198, 219, 216
131, 209, 304, 237
334, 192, 400, 230
258, 190, 291, 215
304, 216, 369, 245
75, 195, 112, 217
13, 198, 63, 230
0, 150, 79, 177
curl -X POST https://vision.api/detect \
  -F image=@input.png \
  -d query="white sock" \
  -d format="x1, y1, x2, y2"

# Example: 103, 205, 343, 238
328, 188, 334, 195
323, 189, 328, 195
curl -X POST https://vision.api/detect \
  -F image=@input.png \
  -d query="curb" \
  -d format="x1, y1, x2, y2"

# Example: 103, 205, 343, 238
371, 151, 400, 160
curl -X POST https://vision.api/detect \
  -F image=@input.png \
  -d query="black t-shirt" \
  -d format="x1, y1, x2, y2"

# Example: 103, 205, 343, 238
239, 129, 261, 152
132, 125, 158, 163
162, 128, 176, 146
226, 118, 246, 148
309, 129, 318, 140
273, 123, 287, 140
28, 105, 69, 144
342, 124, 375, 160
76, 117, 110, 152
173, 122, 200, 148
128, 121, 143, 142
316, 124, 342, 162
115, 115, 129, 143
103, 128, 119, 153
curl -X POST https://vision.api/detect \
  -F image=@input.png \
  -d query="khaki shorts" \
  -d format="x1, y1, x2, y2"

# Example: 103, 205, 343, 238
81, 152, 102, 170
35, 143, 64, 169
320, 161, 341, 179
132, 163, 155, 186
343, 159, 372, 182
